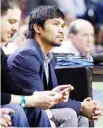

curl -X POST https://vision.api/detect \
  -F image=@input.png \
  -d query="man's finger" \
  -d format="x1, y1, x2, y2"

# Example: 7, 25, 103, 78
52, 94, 64, 104
49, 91, 59, 96
60, 88, 69, 94
91, 115, 101, 120
1, 108, 14, 114
84, 97, 92, 101
57, 85, 73, 91
7, 120, 12, 126
69, 86, 74, 91
0, 118, 8, 127
94, 109, 102, 115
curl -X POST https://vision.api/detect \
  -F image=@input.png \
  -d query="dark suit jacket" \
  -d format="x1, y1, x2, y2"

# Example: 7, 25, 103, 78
8, 39, 81, 115
1, 48, 34, 105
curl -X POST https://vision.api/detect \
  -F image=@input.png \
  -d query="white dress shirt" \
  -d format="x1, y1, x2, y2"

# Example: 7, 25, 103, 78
52, 40, 80, 56
52, 40, 93, 61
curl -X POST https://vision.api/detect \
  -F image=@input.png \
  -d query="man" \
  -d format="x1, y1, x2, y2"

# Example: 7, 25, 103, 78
1, 0, 73, 127
53, 19, 95, 60
8, 5, 102, 127
0, 0, 29, 127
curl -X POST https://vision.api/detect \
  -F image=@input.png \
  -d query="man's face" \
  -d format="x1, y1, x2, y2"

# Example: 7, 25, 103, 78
1, 7, 21, 46
39, 18, 65, 47
71, 25, 94, 54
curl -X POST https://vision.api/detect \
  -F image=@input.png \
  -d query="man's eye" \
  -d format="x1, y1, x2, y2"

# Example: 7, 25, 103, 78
91, 34, 94, 37
9, 19, 16, 24
62, 24, 65, 28
53, 23, 59, 26
82, 34, 88, 37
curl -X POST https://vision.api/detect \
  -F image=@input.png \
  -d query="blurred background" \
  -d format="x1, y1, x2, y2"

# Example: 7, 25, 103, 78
19, 0, 103, 54
5, 0, 103, 55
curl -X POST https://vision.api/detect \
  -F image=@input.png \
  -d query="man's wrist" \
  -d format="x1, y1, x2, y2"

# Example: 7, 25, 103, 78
25, 95, 34, 107
10, 94, 21, 104
20, 96, 26, 107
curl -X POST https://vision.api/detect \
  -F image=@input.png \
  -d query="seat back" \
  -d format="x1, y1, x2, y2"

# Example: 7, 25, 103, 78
55, 66, 93, 101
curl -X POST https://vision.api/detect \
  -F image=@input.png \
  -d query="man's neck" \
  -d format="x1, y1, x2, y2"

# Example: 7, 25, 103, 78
0, 42, 8, 48
70, 42, 80, 56
34, 35, 52, 55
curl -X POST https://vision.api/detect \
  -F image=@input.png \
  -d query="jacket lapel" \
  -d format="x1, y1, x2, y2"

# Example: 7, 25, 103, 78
25, 39, 48, 88
25, 39, 58, 90
48, 59, 58, 89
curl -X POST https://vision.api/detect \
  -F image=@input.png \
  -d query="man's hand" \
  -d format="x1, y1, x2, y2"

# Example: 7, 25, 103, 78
81, 97, 102, 120
52, 85, 74, 102
31, 91, 63, 110
26, 85, 74, 109
0, 108, 14, 127
90, 100, 102, 120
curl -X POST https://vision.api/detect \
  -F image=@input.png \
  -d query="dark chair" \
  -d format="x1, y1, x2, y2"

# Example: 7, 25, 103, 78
93, 53, 103, 65
55, 66, 93, 101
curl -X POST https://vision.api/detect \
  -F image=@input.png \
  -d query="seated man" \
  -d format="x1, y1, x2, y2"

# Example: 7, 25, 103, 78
8, 5, 102, 127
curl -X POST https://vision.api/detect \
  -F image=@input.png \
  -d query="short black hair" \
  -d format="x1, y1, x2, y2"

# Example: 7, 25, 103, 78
1, 0, 20, 15
28, 5, 64, 38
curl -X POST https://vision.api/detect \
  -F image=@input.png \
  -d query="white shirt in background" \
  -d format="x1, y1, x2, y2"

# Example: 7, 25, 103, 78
52, 40, 80, 56
2, 43, 17, 54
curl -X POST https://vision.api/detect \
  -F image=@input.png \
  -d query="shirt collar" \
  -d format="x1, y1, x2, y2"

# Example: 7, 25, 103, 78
69, 42, 80, 56
43, 52, 53, 64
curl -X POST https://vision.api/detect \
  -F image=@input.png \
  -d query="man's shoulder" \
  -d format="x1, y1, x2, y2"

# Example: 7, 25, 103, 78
7, 45, 40, 68
9, 40, 39, 58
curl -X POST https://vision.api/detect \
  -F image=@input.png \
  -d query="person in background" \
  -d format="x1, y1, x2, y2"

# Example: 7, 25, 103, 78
94, 24, 103, 53
53, 19, 95, 61
1, 0, 29, 127
3, 25, 28, 54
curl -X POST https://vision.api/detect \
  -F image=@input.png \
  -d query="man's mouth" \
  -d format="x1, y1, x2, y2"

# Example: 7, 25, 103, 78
57, 35, 64, 39
7, 34, 12, 38
11, 32, 14, 37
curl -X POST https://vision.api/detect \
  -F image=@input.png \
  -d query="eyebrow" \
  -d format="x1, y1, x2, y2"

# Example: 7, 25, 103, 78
8, 19, 18, 23
52, 20, 63, 22
52, 20, 65, 25
9, 19, 17, 21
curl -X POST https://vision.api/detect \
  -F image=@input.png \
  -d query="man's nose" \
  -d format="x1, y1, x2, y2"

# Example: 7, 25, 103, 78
87, 35, 92, 43
59, 27, 64, 34
11, 23, 19, 33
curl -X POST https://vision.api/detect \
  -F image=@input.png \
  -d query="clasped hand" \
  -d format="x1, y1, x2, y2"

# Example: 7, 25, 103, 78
81, 97, 102, 120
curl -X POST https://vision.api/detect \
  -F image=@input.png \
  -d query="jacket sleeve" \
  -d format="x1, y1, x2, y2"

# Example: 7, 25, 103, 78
7, 50, 45, 91
1, 61, 34, 95
1, 49, 34, 105
52, 99, 81, 116
1, 92, 11, 105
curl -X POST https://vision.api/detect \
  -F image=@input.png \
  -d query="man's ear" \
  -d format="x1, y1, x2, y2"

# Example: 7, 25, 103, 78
69, 33, 77, 45
33, 24, 41, 34
69, 33, 75, 41
69, 33, 73, 39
